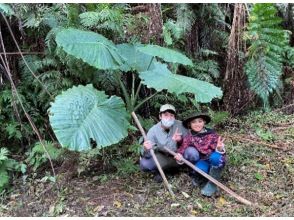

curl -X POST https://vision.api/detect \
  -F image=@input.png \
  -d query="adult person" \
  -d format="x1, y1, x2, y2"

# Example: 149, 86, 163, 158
174, 113, 226, 197
139, 104, 199, 182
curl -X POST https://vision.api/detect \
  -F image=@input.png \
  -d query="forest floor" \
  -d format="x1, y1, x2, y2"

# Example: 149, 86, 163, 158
0, 111, 293, 217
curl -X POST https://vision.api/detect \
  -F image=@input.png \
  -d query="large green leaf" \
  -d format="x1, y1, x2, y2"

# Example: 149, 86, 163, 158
117, 43, 156, 72
139, 63, 222, 103
137, 45, 193, 66
49, 84, 130, 151
56, 28, 124, 70
0, 4, 14, 16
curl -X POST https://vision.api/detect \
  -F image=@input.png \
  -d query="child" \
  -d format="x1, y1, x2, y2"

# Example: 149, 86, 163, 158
174, 113, 226, 197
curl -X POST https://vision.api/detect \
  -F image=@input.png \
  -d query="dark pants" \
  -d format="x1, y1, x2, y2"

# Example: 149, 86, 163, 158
140, 147, 199, 172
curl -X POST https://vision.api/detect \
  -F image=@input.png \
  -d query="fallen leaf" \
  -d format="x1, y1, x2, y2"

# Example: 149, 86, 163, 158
190, 209, 198, 215
10, 194, 20, 200
217, 197, 227, 207
265, 163, 271, 170
94, 205, 104, 212
124, 192, 134, 198
181, 191, 190, 198
49, 204, 55, 215
171, 203, 180, 208
195, 201, 203, 209
113, 200, 122, 208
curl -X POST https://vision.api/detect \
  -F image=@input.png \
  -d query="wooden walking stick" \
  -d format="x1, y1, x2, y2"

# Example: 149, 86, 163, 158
164, 147, 254, 206
131, 112, 175, 198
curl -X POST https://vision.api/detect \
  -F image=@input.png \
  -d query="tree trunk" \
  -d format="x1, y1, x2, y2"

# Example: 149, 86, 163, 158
223, 3, 252, 115
144, 3, 163, 44
186, 21, 199, 58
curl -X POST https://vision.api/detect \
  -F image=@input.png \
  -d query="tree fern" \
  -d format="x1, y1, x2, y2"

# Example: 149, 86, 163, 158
245, 3, 290, 107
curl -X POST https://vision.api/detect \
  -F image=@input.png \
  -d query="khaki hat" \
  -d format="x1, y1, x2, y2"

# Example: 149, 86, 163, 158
159, 104, 176, 114
183, 113, 211, 128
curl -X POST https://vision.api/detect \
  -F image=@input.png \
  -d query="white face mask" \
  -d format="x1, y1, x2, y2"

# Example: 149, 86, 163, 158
161, 119, 175, 128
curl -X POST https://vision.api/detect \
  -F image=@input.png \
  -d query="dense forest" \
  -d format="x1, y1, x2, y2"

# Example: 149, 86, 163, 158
0, 3, 293, 217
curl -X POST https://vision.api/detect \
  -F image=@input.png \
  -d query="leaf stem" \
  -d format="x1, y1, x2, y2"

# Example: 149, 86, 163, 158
133, 57, 154, 107
116, 72, 132, 112
134, 91, 159, 112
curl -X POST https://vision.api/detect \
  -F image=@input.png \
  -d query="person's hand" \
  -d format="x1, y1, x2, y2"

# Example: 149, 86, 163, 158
143, 140, 154, 151
172, 128, 182, 143
216, 136, 225, 151
174, 153, 183, 161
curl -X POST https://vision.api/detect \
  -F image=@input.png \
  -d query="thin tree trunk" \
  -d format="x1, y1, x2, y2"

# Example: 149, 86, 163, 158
223, 3, 252, 115
186, 21, 199, 58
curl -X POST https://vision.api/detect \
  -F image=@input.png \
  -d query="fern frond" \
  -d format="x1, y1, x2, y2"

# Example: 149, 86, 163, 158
0, 169, 9, 190
175, 4, 195, 34
245, 3, 290, 106
0, 148, 9, 161
189, 60, 220, 83
163, 19, 184, 46
31, 141, 63, 160
79, 8, 124, 35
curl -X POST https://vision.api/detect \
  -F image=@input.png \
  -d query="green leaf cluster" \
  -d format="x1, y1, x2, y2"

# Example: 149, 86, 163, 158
0, 148, 25, 192
26, 141, 65, 171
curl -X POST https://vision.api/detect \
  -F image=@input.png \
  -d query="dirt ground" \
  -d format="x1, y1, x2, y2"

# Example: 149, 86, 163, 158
0, 112, 293, 217
1, 149, 293, 216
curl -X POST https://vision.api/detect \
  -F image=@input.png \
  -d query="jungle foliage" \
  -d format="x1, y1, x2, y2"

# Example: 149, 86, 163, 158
0, 3, 293, 196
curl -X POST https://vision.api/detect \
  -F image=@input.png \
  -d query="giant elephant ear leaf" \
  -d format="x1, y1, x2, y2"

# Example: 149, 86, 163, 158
49, 84, 130, 151
139, 63, 223, 103
56, 28, 124, 70
137, 45, 193, 66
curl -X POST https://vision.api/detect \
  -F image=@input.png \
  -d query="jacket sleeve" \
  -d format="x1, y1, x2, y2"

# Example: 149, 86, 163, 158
177, 134, 192, 155
146, 127, 157, 148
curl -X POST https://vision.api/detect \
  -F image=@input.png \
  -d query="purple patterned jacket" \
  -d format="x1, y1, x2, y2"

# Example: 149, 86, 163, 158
177, 128, 219, 157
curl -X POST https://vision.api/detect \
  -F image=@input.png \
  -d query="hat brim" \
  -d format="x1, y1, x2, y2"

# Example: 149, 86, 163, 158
160, 109, 176, 114
183, 115, 211, 128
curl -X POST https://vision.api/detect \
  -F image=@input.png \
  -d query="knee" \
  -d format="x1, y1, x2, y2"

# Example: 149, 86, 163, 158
209, 152, 226, 168
195, 160, 210, 173
140, 158, 155, 172
183, 147, 200, 163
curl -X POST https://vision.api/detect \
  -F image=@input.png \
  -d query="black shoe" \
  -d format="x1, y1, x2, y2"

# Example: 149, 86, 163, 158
191, 173, 204, 187
153, 173, 163, 183
192, 176, 202, 187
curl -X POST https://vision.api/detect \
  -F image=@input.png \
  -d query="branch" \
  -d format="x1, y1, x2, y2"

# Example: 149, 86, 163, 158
131, 112, 175, 198
0, 52, 45, 55
226, 134, 287, 151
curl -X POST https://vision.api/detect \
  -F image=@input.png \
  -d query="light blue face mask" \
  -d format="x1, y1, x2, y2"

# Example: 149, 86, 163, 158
161, 119, 175, 128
